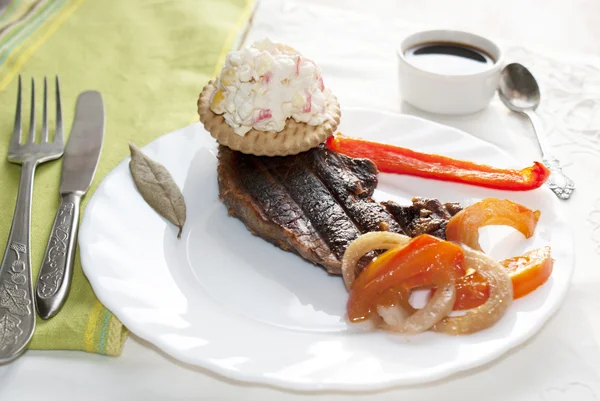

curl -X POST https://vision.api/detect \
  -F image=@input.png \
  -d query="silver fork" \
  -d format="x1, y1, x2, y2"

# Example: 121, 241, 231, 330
0, 76, 64, 363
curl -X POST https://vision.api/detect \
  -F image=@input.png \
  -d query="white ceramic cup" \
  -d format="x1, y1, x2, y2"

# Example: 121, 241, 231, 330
398, 30, 504, 115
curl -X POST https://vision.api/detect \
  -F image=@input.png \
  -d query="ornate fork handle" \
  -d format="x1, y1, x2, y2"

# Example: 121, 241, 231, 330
0, 161, 36, 363
543, 157, 575, 200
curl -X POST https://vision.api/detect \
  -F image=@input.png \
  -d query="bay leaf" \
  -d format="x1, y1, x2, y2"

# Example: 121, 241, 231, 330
129, 143, 186, 238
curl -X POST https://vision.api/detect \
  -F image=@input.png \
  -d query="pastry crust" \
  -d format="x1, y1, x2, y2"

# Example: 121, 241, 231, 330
197, 80, 341, 156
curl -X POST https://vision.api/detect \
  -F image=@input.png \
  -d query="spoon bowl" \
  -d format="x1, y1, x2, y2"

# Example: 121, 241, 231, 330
498, 63, 541, 112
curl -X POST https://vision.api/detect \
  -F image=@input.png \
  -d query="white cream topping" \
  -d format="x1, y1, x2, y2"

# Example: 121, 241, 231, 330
209, 39, 330, 136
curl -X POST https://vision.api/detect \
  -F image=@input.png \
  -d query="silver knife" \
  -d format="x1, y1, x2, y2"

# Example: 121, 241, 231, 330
35, 91, 105, 319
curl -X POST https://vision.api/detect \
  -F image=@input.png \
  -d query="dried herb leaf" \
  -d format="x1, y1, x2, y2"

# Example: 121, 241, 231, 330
129, 143, 186, 238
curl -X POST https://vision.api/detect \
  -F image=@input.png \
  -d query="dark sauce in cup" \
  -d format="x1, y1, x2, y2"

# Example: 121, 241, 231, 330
404, 42, 495, 75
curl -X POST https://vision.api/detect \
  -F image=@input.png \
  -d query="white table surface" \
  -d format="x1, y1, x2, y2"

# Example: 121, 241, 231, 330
2, 1, 600, 400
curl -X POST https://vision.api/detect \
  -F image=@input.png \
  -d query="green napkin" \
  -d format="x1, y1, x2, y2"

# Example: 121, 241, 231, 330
0, 0, 253, 356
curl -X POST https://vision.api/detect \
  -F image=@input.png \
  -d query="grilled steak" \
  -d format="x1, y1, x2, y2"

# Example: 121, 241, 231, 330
217, 145, 461, 275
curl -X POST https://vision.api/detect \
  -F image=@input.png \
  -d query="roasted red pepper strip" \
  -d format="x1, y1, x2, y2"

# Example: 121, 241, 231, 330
326, 133, 550, 191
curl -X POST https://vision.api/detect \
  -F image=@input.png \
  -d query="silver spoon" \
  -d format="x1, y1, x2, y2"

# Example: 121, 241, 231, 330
498, 62, 575, 200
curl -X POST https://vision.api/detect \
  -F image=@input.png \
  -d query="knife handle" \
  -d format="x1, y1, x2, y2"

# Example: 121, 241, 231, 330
35, 193, 81, 319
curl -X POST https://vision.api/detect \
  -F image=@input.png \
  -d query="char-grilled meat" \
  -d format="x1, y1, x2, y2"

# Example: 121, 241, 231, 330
382, 198, 462, 239
217, 145, 461, 275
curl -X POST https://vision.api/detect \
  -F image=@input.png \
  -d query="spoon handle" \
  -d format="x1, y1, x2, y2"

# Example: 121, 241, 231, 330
523, 110, 575, 200
523, 110, 552, 158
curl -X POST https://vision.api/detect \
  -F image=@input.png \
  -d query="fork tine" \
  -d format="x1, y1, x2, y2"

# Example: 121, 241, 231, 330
41, 77, 48, 143
54, 75, 63, 145
27, 77, 36, 144
11, 75, 22, 148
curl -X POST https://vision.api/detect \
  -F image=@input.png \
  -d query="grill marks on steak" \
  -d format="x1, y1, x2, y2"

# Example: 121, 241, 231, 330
218, 147, 338, 268
217, 145, 461, 275
302, 150, 404, 234
265, 155, 362, 262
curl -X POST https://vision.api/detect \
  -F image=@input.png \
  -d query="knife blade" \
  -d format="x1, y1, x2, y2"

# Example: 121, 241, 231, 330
35, 91, 105, 319
59, 91, 105, 194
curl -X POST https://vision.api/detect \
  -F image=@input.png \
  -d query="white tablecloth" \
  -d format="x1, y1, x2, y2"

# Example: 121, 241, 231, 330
2, 1, 600, 400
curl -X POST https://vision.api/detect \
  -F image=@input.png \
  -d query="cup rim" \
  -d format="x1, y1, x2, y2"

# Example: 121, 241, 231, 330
397, 29, 504, 80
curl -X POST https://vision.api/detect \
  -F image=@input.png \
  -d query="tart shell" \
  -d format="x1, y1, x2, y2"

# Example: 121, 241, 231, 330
197, 80, 341, 156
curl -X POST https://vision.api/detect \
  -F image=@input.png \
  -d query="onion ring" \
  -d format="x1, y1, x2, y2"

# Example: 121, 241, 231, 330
431, 245, 513, 335
379, 279, 456, 334
341, 232, 410, 290
376, 304, 408, 327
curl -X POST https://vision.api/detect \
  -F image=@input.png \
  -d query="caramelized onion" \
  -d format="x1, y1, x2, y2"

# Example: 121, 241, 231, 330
341, 232, 410, 290
379, 279, 456, 334
377, 304, 407, 327
431, 246, 513, 335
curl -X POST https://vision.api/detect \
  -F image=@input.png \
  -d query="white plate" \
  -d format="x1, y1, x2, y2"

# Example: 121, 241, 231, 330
79, 109, 574, 391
